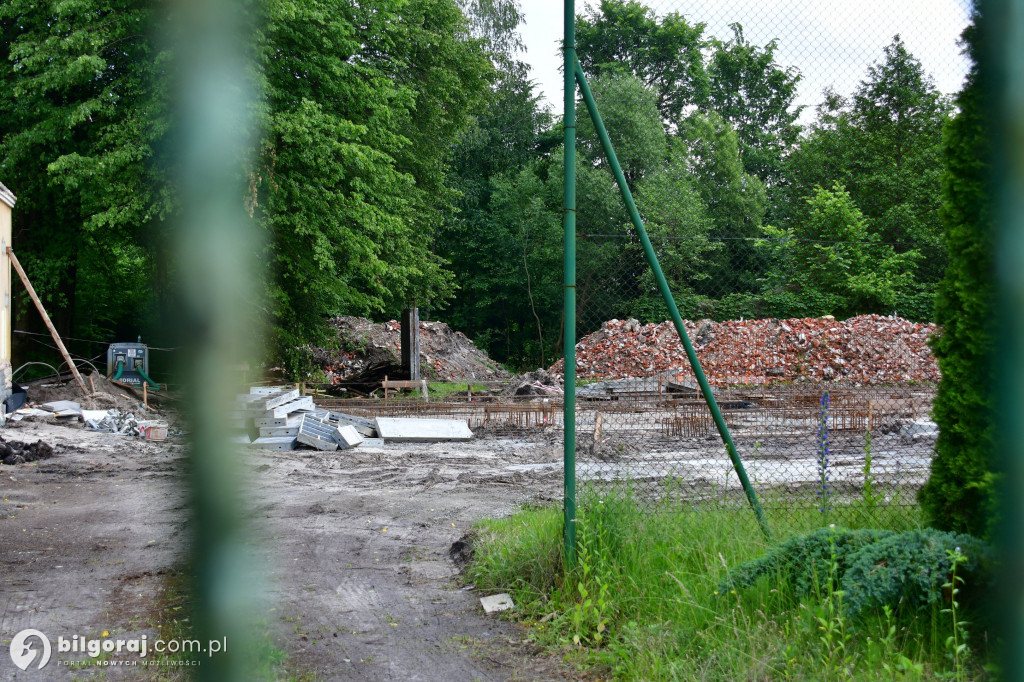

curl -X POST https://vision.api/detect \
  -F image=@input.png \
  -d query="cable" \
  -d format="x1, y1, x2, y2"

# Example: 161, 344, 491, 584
12, 361, 62, 384
13, 329, 110, 346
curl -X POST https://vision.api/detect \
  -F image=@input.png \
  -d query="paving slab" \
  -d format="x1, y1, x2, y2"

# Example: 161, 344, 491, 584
480, 593, 514, 614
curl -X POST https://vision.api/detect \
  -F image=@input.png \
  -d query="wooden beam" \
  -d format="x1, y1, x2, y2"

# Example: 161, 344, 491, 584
6, 246, 90, 396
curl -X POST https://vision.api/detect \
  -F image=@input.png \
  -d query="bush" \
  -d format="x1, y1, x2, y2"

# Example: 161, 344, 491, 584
722, 527, 994, 621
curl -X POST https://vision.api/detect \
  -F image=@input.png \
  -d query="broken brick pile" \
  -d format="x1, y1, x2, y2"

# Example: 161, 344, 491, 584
550, 315, 941, 386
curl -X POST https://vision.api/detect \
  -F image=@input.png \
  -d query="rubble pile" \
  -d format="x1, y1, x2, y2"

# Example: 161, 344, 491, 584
551, 315, 940, 385
86, 410, 146, 436
313, 316, 509, 383
0, 437, 54, 465
501, 368, 564, 397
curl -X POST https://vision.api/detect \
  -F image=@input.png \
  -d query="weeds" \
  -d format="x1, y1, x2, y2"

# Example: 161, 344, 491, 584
942, 546, 970, 681
468, 496, 996, 680
862, 429, 885, 508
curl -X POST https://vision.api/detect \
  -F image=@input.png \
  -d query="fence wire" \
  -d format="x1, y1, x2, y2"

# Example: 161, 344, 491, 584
564, 0, 968, 527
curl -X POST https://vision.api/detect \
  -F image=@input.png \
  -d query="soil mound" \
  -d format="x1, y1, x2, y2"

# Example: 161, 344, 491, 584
550, 314, 940, 386
25, 371, 149, 411
313, 317, 509, 384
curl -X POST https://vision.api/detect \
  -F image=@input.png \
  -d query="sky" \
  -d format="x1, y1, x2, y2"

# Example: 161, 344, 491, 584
517, 0, 974, 120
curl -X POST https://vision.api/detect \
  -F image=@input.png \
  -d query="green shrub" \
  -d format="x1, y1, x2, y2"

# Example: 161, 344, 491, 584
722, 527, 994, 622
718, 527, 893, 598
918, 8, 997, 539
841, 529, 993, 620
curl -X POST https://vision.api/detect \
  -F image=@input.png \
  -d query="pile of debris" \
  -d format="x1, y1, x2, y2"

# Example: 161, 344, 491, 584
234, 386, 474, 451
24, 371, 151, 412
501, 368, 564, 397
551, 315, 940, 385
0, 436, 53, 465
312, 316, 509, 386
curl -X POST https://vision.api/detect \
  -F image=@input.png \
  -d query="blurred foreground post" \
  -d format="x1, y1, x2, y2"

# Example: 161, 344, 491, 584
989, 0, 1024, 677
169, 0, 263, 679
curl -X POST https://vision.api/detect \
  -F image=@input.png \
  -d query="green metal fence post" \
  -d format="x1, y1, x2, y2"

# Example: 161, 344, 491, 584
563, 0, 578, 569
990, 0, 1024, 676
574, 59, 772, 540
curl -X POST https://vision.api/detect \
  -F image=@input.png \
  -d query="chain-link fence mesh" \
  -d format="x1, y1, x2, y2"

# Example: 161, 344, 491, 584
562, 0, 970, 527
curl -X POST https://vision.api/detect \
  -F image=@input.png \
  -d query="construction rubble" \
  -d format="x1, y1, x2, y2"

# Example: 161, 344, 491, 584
551, 314, 940, 385
235, 386, 474, 451
312, 316, 509, 386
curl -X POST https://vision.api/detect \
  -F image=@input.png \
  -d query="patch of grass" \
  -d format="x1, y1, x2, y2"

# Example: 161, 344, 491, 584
468, 495, 997, 680
427, 382, 489, 399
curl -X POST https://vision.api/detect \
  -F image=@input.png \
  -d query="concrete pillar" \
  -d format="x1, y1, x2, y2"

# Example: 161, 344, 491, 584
400, 307, 420, 380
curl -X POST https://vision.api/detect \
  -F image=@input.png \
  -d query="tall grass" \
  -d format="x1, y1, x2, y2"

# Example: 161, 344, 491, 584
467, 496, 993, 680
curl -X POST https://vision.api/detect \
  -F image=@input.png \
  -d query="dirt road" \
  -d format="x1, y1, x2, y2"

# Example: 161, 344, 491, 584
1, 420, 571, 681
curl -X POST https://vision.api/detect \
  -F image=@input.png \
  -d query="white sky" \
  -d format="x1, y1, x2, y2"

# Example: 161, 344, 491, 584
518, 0, 973, 120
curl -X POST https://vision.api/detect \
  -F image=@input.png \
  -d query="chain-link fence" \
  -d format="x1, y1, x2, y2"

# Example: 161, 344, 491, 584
561, 0, 970, 528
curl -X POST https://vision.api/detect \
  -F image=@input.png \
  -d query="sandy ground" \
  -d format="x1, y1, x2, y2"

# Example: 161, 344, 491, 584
0, 419, 573, 681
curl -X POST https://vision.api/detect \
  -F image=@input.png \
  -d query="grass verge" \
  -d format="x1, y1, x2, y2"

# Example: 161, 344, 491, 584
467, 496, 997, 680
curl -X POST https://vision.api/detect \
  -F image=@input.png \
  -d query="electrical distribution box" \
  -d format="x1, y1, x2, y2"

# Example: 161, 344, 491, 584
107, 342, 149, 386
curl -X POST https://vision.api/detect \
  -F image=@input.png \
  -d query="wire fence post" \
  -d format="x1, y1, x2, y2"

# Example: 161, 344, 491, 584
574, 59, 772, 541
563, 0, 578, 569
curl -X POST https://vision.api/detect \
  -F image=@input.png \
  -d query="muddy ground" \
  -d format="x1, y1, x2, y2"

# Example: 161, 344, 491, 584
0, 419, 575, 681
0, 408, 932, 681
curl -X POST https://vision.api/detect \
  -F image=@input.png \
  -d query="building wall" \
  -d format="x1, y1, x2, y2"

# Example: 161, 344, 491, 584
0, 182, 15, 403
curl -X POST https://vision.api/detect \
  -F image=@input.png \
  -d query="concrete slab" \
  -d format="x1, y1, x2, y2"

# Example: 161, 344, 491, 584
265, 396, 314, 419
249, 436, 296, 451
374, 417, 473, 442
330, 411, 378, 437
254, 413, 307, 428
259, 424, 299, 438
334, 425, 363, 450
479, 593, 514, 614
249, 386, 287, 395
40, 400, 82, 414
297, 416, 339, 451
262, 389, 300, 410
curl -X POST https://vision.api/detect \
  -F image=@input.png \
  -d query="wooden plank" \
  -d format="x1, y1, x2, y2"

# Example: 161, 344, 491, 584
374, 417, 472, 442
7, 246, 89, 397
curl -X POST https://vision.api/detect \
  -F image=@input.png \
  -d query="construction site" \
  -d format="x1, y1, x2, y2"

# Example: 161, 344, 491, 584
1, 0, 1009, 677
0, 298, 940, 678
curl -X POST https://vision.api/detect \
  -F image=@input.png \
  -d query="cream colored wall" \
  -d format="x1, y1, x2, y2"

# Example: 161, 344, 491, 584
0, 199, 10, 377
